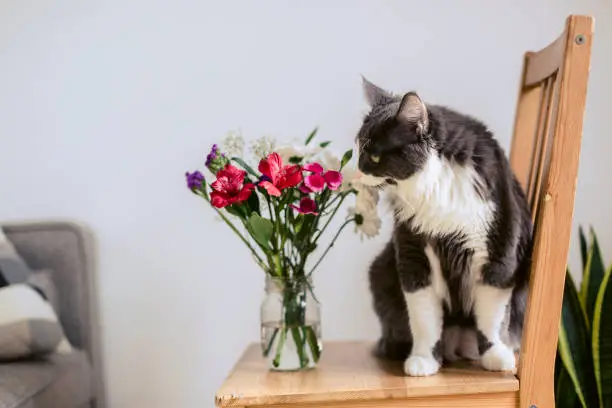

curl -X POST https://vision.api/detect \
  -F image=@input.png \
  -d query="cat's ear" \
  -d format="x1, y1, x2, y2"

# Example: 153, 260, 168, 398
362, 76, 393, 107
397, 92, 429, 134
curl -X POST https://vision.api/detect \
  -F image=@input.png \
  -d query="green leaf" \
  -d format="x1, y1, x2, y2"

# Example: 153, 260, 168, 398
592, 265, 612, 406
304, 127, 318, 145
555, 355, 581, 408
231, 157, 258, 177
247, 190, 260, 215
319, 141, 331, 148
558, 270, 599, 408
340, 148, 353, 170
289, 156, 303, 164
581, 228, 606, 324
225, 204, 247, 219
246, 214, 274, 250
579, 226, 589, 271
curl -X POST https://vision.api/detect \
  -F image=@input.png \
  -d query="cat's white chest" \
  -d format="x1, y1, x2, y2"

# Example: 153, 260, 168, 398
390, 153, 495, 247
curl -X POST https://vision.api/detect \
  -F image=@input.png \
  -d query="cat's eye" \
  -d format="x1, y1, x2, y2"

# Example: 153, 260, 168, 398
370, 154, 381, 164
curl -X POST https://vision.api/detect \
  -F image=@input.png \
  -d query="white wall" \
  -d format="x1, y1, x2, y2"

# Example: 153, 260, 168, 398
1, 1, 611, 407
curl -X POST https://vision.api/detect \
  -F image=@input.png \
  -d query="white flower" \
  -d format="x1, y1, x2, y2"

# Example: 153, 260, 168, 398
321, 150, 341, 170
276, 144, 322, 163
348, 180, 382, 239
276, 146, 304, 163
222, 130, 245, 157
249, 135, 277, 160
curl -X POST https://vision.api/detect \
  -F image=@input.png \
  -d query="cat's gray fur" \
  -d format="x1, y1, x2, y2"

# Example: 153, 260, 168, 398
357, 78, 532, 376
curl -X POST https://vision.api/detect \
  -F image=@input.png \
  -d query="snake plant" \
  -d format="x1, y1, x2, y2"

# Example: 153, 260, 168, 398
555, 226, 612, 408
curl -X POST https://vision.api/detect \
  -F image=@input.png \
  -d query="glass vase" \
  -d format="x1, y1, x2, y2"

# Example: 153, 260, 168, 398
260, 275, 322, 371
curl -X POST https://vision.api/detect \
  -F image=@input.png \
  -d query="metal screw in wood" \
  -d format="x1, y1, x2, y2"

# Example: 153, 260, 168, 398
575, 34, 585, 44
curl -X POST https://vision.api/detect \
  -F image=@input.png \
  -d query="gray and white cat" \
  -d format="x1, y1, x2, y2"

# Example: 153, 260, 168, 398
356, 78, 532, 377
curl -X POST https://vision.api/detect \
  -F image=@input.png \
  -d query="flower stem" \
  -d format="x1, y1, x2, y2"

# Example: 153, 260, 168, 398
313, 193, 348, 244
197, 191, 266, 268
309, 218, 355, 275
303, 325, 321, 362
272, 328, 287, 368
291, 327, 309, 368
263, 328, 279, 357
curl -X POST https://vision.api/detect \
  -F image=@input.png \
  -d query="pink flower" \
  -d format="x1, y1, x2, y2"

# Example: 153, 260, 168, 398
291, 197, 319, 215
258, 153, 303, 197
323, 170, 342, 191
299, 161, 344, 193
299, 184, 312, 194
304, 173, 325, 192
303, 162, 324, 173
210, 165, 255, 208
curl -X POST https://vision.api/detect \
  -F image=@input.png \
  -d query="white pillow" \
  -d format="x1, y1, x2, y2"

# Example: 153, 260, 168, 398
0, 284, 69, 360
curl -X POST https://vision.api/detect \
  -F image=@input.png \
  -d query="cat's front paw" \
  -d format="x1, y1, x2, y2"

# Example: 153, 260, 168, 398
481, 344, 516, 372
404, 355, 440, 377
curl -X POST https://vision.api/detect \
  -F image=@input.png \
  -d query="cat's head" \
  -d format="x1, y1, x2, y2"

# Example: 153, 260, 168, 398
356, 77, 432, 187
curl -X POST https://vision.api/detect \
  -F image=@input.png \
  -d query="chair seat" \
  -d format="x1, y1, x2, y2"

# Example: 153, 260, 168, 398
215, 341, 519, 407
0, 350, 92, 408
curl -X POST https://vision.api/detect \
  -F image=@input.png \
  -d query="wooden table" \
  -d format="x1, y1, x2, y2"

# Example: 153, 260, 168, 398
215, 341, 519, 407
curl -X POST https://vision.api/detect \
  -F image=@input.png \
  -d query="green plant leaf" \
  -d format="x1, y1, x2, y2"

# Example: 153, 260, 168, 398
231, 157, 258, 177
246, 190, 260, 215
340, 149, 353, 170
558, 270, 599, 408
225, 203, 247, 219
319, 141, 331, 148
579, 225, 589, 271
555, 356, 581, 408
304, 127, 318, 145
289, 156, 303, 164
246, 214, 274, 251
592, 265, 612, 406
581, 228, 606, 324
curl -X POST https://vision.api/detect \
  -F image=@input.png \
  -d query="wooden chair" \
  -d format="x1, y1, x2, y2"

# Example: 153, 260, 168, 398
215, 14, 593, 408
510, 14, 593, 408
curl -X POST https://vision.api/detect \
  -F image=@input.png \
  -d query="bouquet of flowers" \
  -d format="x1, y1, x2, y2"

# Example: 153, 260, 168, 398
185, 129, 380, 370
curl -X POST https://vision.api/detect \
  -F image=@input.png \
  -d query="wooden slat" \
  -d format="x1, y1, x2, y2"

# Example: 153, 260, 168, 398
509, 60, 542, 191
256, 391, 519, 407
528, 75, 557, 220
526, 78, 550, 205
518, 14, 593, 408
215, 342, 519, 407
524, 32, 566, 86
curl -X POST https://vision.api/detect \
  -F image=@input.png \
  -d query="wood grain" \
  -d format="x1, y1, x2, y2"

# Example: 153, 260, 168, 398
509, 65, 541, 192
255, 392, 518, 407
518, 15, 593, 408
528, 74, 557, 220
215, 342, 518, 407
524, 32, 565, 86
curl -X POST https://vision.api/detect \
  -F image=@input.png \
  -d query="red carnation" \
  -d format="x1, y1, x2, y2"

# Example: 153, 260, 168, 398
210, 165, 254, 208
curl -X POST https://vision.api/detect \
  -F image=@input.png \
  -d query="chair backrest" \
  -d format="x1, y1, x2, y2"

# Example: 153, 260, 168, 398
509, 15, 593, 408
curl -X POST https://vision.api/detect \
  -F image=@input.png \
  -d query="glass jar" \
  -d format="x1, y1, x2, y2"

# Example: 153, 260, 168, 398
260, 275, 322, 371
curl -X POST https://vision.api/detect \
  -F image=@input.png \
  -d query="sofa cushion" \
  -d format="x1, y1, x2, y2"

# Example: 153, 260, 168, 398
0, 350, 92, 408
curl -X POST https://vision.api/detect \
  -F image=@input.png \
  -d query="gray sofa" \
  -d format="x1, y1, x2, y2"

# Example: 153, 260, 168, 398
1, 221, 105, 408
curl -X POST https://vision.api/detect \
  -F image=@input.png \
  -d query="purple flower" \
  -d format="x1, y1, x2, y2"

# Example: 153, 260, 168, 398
186, 171, 204, 190
205, 144, 219, 167
205, 144, 230, 173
